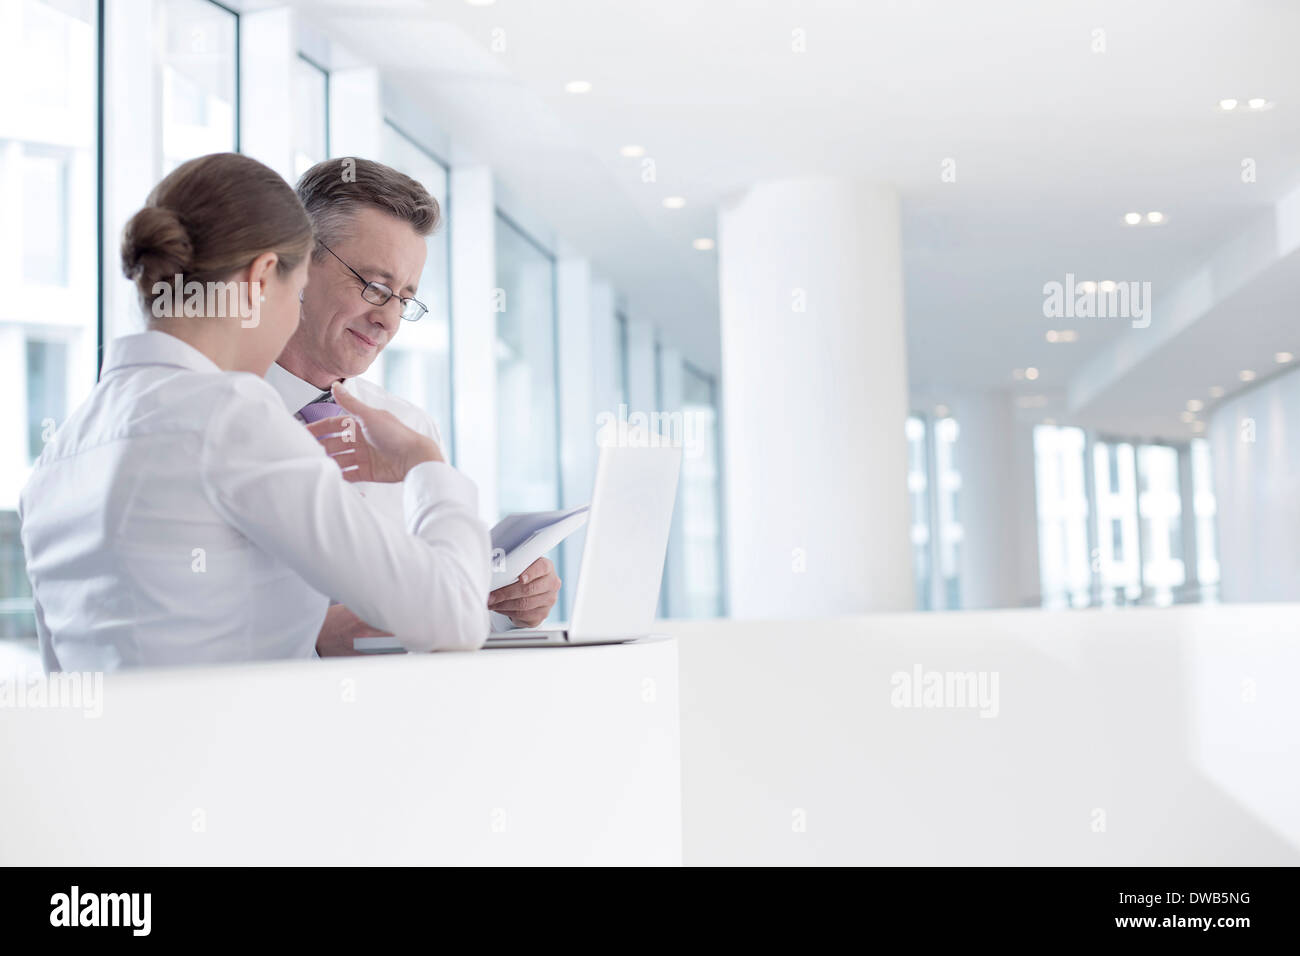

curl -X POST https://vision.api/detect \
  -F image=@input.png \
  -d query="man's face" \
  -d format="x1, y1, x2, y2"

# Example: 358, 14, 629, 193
292, 205, 427, 382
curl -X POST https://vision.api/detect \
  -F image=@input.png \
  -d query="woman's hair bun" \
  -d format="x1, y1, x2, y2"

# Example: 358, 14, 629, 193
121, 205, 193, 292
120, 152, 314, 318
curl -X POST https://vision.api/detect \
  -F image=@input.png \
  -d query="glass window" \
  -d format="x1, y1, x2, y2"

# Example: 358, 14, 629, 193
494, 214, 559, 515
292, 55, 328, 179
1092, 441, 1139, 602
2, 0, 98, 646
1034, 425, 1091, 608
906, 416, 931, 610
26, 340, 68, 463
22, 147, 69, 286
158, 0, 237, 173
675, 365, 724, 618
367, 121, 454, 456
1190, 438, 1220, 594
1137, 444, 1185, 604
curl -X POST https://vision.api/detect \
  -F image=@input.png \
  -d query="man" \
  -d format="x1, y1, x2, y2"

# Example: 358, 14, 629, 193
267, 158, 560, 655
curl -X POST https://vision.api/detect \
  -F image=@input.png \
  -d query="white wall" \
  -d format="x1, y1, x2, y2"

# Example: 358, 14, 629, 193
1208, 368, 1300, 602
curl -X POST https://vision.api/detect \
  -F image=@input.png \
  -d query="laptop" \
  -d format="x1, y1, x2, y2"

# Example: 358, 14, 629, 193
483, 442, 682, 647
352, 441, 682, 653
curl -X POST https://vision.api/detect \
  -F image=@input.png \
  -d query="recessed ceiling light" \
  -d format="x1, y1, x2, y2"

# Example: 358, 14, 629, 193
1124, 212, 1142, 225
1181, 411, 1197, 423
662, 196, 686, 209
1099, 280, 1117, 293
1248, 97, 1270, 110
1276, 351, 1293, 364
1191, 421, 1206, 433
1079, 280, 1098, 293
692, 237, 715, 251
1187, 399, 1204, 412
1218, 98, 1238, 111
1025, 367, 1040, 381
1208, 386, 1225, 398
619, 144, 645, 158
1239, 369, 1256, 382
934, 404, 950, 417
1045, 330, 1059, 343
1146, 211, 1165, 224
564, 80, 592, 94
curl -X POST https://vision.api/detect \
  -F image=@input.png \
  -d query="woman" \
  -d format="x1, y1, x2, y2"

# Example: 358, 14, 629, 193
19, 153, 489, 671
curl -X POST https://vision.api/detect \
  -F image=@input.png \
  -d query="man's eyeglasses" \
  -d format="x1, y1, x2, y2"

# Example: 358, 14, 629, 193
318, 242, 427, 322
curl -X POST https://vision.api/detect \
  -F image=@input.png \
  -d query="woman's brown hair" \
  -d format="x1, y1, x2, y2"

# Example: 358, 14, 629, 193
121, 152, 314, 316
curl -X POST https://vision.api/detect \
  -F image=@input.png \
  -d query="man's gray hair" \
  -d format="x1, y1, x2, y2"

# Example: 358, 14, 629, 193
295, 158, 440, 259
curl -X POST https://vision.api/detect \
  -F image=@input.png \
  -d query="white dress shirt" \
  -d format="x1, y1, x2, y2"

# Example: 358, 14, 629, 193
19, 331, 491, 672
264, 362, 517, 633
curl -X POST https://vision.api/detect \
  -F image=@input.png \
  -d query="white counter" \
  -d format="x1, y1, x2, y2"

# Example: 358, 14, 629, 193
4, 603, 1298, 865
663, 604, 1300, 865
0, 637, 681, 865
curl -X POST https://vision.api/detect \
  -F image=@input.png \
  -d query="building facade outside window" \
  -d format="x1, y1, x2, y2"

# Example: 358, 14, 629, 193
159, 0, 237, 172
0, 0, 98, 641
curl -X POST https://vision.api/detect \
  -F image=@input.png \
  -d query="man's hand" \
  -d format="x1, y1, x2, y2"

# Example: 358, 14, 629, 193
488, 557, 561, 628
307, 383, 443, 482
316, 604, 392, 656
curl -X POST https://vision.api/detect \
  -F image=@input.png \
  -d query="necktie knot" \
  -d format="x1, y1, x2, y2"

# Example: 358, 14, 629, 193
297, 391, 344, 424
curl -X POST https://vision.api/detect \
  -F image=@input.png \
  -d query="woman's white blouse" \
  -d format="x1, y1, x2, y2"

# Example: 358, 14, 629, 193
18, 331, 491, 672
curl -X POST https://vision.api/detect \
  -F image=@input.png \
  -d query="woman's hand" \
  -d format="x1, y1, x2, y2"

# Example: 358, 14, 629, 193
307, 384, 443, 482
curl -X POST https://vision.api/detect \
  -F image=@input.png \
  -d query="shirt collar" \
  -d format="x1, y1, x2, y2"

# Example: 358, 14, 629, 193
100, 330, 223, 377
264, 361, 356, 413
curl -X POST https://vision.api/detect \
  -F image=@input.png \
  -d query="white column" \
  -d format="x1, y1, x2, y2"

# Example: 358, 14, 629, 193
556, 257, 597, 613
913, 388, 1041, 609
589, 281, 620, 419
656, 346, 688, 616
102, 0, 159, 342
625, 318, 657, 414
239, 7, 296, 182
449, 165, 497, 521
328, 67, 382, 160
718, 179, 912, 617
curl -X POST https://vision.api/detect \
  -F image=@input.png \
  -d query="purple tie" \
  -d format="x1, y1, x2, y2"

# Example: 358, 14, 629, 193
297, 397, 345, 424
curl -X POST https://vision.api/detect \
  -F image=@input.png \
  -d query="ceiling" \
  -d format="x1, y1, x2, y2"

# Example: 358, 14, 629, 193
284, 0, 1300, 433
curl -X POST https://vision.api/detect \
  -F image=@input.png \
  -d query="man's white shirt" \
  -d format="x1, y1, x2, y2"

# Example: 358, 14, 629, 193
19, 331, 491, 672
264, 362, 517, 633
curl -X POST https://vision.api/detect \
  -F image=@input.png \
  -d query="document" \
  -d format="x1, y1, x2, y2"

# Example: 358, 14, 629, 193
490, 505, 590, 589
